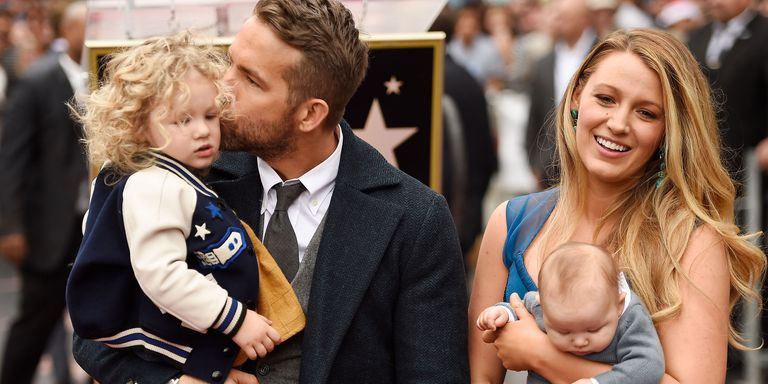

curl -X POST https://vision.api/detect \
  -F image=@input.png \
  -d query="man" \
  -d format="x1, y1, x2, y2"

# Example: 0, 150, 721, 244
688, 0, 768, 184
72, 1, 469, 383
0, 2, 89, 383
525, 0, 595, 189
431, 7, 498, 256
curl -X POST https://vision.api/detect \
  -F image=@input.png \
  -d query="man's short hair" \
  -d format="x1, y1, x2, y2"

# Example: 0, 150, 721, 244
255, 0, 369, 128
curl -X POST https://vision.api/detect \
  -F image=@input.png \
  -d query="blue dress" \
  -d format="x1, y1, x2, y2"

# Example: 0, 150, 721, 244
502, 189, 558, 301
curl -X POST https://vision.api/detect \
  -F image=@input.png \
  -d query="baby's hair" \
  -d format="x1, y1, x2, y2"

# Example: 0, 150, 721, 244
538, 242, 620, 303
76, 31, 230, 175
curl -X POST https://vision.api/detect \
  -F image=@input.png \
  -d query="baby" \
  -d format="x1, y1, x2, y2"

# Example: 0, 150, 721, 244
477, 242, 664, 384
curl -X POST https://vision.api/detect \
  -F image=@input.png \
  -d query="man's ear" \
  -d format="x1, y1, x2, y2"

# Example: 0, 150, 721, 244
296, 98, 329, 133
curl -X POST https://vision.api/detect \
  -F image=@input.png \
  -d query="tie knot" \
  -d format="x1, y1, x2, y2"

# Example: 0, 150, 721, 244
273, 182, 304, 211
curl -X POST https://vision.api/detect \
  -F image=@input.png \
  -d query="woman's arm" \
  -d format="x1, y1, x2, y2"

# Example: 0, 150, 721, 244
656, 225, 730, 383
468, 202, 512, 383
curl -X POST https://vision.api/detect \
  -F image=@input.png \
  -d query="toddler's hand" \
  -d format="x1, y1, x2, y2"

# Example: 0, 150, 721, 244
232, 310, 281, 360
476, 306, 509, 331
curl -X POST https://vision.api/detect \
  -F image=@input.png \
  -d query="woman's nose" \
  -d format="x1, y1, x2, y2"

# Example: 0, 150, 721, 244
607, 109, 630, 134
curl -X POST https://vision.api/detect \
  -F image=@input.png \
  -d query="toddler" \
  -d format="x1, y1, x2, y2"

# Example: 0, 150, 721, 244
66, 32, 302, 382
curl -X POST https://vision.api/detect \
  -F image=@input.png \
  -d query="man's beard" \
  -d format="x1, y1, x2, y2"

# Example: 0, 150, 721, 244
220, 111, 296, 161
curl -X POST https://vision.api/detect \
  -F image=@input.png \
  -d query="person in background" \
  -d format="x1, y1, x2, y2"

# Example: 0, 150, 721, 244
688, 0, 768, 185
587, 0, 618, 40
0, 2, 88, 383
431, 6, 498, 261
525, 0, 595, 189
448, 4, 506, 89
656, 0, 704, 42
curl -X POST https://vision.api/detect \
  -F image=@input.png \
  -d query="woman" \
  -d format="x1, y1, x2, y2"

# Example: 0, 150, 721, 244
469, 28, 765, 383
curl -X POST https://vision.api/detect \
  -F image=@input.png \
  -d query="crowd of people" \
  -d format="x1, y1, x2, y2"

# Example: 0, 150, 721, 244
0, 0, 765, 383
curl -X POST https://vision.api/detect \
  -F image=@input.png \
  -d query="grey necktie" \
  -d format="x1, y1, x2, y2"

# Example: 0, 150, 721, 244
264, 182, 305, 281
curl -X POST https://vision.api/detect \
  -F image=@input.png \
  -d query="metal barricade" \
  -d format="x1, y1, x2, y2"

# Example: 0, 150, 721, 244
741, 150, 764, 384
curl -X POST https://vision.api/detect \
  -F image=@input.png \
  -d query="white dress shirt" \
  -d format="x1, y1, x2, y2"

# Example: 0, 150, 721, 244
705, 9, 755, 69
554, 29, 595, 107
258, 126, 343, 262
59, 52, 91, 214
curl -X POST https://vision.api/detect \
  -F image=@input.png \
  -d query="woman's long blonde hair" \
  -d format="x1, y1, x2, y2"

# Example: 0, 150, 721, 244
77, 31, 230, 176
542, 28, 765, 348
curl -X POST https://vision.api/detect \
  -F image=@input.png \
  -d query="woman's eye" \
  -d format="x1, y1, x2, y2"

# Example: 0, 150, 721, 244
596, 95, 614, 104
638, 109, 657, 120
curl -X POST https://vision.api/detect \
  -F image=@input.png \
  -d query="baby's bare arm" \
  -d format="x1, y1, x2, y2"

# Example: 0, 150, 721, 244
477, 305, 510, 331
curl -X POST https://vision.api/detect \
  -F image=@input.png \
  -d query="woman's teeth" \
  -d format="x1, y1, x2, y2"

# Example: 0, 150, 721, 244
596, 137, 628, 152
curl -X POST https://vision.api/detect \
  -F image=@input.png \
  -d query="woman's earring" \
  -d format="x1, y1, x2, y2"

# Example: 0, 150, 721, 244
570, 109, 578, 131
656, 146, 666, 189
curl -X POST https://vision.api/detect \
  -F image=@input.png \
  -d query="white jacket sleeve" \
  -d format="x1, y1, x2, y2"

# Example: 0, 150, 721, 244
122, 167, 231, 333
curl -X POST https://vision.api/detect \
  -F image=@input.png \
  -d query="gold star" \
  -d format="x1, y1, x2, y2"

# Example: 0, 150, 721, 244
194, 222, 211, 241
384, 75, 403, 95
353, 99, 417, 168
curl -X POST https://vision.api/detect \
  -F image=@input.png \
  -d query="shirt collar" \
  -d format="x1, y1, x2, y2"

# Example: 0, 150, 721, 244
554, 28, 595, 57
714, 8, 755, 36
58, 53, 87, 94
259, 125, 343, 214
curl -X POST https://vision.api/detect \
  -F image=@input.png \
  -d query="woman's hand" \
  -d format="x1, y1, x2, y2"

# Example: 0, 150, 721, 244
482, 293, 548, 372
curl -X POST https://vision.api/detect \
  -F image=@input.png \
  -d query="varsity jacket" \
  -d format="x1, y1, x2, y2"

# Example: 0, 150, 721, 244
66, 152, 260, 381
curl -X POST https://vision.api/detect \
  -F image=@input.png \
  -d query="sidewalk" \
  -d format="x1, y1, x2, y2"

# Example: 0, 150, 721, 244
0, 259, 89, 384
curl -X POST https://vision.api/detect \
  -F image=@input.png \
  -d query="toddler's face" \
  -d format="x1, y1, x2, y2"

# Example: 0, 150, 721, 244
146, 70, 221, 173
541, 289, 624, 356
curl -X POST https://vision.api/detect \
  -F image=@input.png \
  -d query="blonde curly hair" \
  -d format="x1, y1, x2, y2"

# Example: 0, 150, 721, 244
77, 31, 230, 176
541, 28, 765, 349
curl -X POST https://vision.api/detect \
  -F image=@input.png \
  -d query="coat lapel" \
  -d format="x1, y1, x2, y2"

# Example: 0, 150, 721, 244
299, 122, 403, 382
720, 13, 759, 68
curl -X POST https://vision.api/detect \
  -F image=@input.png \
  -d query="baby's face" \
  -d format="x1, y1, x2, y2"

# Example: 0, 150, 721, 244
541, 290, 624, 355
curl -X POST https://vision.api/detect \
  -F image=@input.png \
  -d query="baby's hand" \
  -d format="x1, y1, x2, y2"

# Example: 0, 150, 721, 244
232, 310, 282, 360
476, 306, 510, 331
